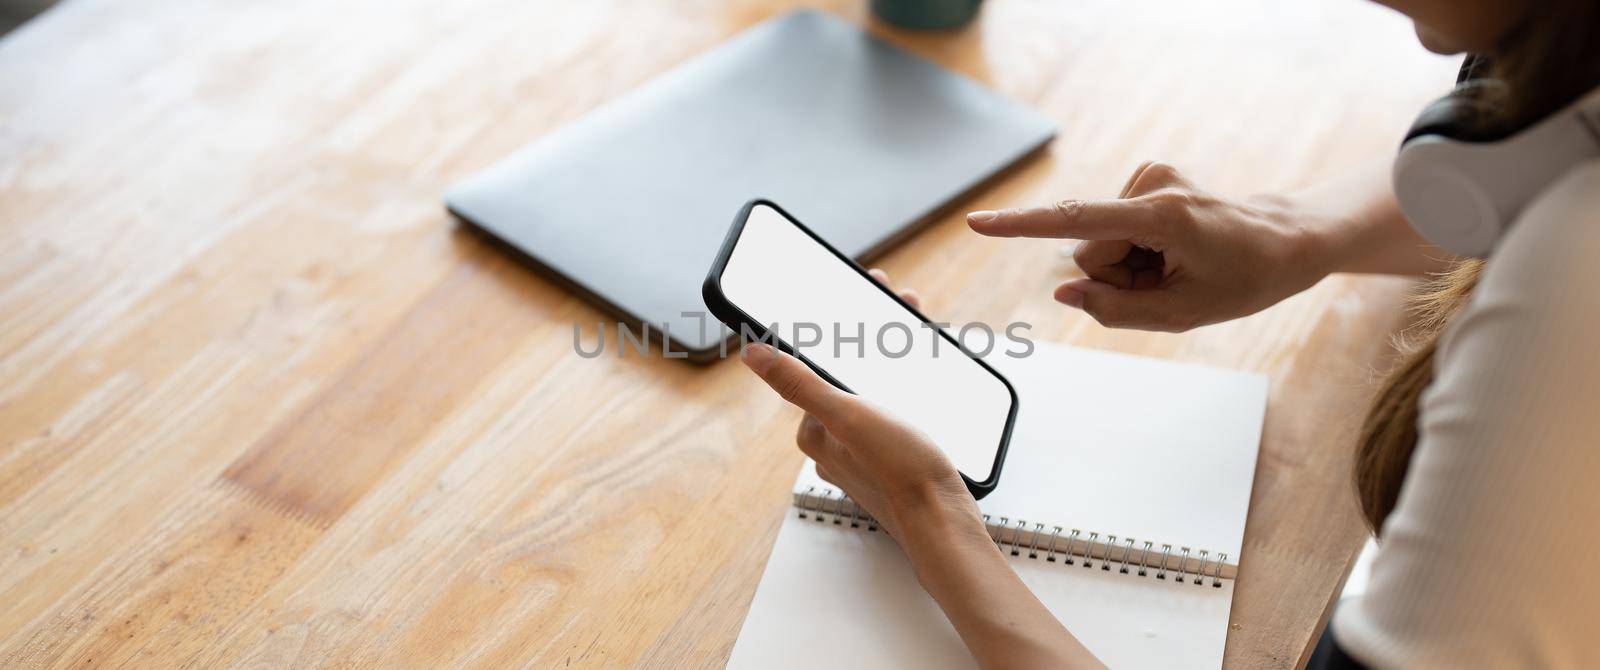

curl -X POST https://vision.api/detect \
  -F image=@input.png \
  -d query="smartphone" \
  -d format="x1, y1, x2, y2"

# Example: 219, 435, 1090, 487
702, 199, 1017, 499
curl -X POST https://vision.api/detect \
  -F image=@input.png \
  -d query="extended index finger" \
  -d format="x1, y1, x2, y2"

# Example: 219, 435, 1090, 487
967, 199, 1161, 241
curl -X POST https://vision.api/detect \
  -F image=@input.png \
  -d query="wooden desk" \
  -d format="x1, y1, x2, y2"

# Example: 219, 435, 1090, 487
0, 1, 1457, 666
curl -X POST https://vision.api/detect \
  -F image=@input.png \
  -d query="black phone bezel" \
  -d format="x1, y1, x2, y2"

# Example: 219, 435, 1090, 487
701, 198, 1016, 499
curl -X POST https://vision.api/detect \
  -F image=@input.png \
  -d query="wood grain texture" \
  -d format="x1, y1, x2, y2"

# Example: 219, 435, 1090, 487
0, 0, 1458, 667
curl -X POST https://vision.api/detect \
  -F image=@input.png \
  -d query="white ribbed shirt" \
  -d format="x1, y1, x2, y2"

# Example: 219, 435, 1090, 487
1334, 160, 1600, 668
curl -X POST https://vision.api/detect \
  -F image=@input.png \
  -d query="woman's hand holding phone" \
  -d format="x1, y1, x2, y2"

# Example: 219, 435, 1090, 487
740, 269, 1101, 667
739, 270, 980, 542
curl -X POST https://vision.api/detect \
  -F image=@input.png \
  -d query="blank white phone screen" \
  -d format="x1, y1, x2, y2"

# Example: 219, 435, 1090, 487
719, 204, 1014, 483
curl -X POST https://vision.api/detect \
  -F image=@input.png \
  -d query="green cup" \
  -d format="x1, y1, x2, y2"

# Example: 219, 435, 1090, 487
870, 0, 983, 30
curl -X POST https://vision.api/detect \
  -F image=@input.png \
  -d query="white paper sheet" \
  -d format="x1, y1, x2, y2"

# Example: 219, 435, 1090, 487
795, 343, 1267, 560
728, 514, 1236, 669
738, 343, 1268, 668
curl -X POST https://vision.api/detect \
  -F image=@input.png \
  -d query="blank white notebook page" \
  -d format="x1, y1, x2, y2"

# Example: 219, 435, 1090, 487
791, 342, 1268, 560
736, 343, 1269, 668
984, 344, 1267, 561
728, 513, 1238, 669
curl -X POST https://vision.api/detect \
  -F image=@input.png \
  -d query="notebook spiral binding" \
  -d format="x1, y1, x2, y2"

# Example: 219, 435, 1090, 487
793, 486, 1231, 587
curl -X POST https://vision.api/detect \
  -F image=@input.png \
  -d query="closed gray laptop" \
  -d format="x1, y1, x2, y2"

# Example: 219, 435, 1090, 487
445, 9, 1054, 361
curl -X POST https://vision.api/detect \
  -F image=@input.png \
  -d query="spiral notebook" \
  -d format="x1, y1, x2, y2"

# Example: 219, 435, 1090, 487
727, 343, 1270, 669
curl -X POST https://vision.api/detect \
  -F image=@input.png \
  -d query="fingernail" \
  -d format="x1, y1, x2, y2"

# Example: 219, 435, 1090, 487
1055, 286, 1085, 309
741, 343, 775, 371
967, 210, 998, 223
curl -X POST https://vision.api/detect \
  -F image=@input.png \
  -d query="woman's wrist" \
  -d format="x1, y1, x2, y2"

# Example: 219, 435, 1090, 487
887, 485, 1103, 668
1250, 191, 1347, 288
886, 483, 997, 586
1274, 158, 1456, 276
895, 497, 998, 608
894, 493, 987, 550
881, 474, 987, 545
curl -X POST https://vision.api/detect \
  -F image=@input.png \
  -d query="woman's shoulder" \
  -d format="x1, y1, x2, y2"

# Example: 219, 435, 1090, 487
1445, 158, 1600, 352
1485, 158, 1600, 292
1427, 154, 1600, 443
1518, 158, 1600, 231
1426, 156, 1600, 452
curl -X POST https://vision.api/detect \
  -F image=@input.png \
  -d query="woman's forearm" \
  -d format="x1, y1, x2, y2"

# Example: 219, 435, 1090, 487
896, 499, 1106, 669
1287, 158, 1459, 276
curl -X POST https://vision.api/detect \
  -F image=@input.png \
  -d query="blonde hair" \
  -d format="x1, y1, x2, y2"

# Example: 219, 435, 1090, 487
1354, 260, 1481, 529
